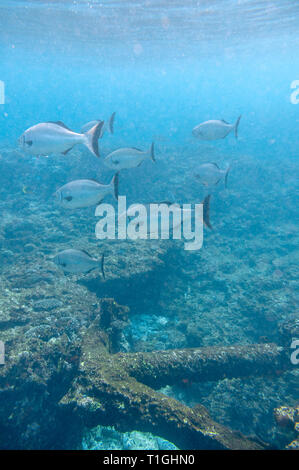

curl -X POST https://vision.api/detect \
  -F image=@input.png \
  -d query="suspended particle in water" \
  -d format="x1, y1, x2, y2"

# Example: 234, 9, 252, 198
161, 15, 170, 30
133, 43, 143, 56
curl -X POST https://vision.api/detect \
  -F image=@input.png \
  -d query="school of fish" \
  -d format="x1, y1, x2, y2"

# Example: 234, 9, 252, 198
18, 113, 241, 274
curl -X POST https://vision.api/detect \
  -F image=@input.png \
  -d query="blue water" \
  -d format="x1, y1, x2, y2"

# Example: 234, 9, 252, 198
0, 0, 298, 450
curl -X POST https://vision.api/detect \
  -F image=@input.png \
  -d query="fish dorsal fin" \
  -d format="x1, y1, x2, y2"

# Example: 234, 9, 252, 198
159, 200, 173, 206
221, 119, 229, 124
211, 162, 220, 169
89, 178, 100, 183
131, 147, 142, 151
47, 121, 73, 131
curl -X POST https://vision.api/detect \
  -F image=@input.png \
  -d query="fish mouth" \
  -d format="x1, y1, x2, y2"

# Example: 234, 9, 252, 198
18, 135, 25, 147
192, 127, 202, 137
52, 190, 62, 203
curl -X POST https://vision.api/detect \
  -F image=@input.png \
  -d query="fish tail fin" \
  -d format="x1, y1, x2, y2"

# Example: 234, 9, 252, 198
108, 112, 116, 134
234, 115, 241, 139
149, 142, 156, 162
202, 194, 212, 230
81, 120, 99, 134
100, 253, 105, 279
224, 166, 231, 189
111, 172, 119, 200
84, 121, 104, 158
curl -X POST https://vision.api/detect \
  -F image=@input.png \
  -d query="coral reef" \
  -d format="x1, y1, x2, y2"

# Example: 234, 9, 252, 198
0, 145, 298, 449
59, 300, 294, 450
274, 405, 299, 449
81, 426, 178, 450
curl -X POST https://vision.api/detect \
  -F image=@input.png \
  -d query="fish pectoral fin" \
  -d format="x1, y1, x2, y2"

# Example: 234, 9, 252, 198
61, 146, 74, 155
86, 267, 97, 274
81, 249, 92, 257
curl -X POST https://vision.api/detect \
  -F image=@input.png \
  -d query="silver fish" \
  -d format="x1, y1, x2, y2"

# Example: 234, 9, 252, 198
118, 195, 212, 232
81, 112, 116, 137
52, 249, 105, 276
104, 143, 155, 171
195, 162, 230, 188
55, 174, 119, 209
192, 116, 241, 140
19, 120, 104, 158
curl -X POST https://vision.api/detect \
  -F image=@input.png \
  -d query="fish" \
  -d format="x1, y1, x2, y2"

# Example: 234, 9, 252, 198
18, 120, 104, 158
194, 162, 230, 188
192, 116, 241, 140
103, 143, 155, 171
202, 194, 212, 229
123, 202, 183, 235
119, 195, 212, 232
55, 173, 119, 209
52, 249, 105, 277
81, 112, 116, 137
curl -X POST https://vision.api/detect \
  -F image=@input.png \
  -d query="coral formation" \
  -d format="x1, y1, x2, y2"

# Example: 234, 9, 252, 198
0, 146, 298, 449
274, 405, 299, 449
59, 300, 294, 450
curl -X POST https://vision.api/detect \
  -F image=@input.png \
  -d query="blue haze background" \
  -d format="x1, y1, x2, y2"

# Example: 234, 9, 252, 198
0, 1, 299, 157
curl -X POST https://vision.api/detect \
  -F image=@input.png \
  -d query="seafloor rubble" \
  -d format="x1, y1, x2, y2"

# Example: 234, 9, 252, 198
274, 404, 299, 449
0, 144, 298, 449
